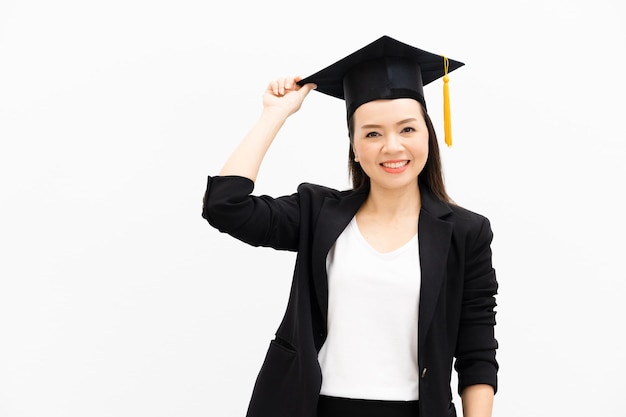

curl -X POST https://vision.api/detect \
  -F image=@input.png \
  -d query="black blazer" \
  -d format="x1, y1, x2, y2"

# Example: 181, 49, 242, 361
202, 175, 498, 417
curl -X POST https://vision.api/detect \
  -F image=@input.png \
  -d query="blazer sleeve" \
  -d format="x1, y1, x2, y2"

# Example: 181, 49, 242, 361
454, 215, 499, 395
202, 175, 300, 251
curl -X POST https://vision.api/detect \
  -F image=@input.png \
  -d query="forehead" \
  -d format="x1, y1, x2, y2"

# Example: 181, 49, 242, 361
353, 98, 425, 125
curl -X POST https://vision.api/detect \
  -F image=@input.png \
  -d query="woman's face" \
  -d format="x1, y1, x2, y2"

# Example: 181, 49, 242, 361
352, 98, 429, 191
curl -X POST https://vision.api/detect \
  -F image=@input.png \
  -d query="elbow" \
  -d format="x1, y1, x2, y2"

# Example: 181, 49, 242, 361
201, 175, 255, 231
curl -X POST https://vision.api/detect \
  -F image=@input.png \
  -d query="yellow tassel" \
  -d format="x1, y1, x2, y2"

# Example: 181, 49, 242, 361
442, 56, 452, 147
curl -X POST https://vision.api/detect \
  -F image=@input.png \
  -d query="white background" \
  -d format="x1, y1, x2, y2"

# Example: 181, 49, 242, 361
1, 0, 625, 416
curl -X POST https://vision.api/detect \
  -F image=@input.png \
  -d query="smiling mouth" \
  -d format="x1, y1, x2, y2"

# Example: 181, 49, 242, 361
381, 160, 409, 169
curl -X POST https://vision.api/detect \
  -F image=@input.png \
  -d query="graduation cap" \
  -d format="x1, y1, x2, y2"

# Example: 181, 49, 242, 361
297, 35, 464, 146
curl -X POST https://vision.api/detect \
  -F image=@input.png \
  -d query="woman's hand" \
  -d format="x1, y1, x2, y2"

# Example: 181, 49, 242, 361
263, 76, 317, 118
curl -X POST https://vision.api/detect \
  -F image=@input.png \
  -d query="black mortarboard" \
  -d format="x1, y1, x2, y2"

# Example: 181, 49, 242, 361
297, 35, 464, 146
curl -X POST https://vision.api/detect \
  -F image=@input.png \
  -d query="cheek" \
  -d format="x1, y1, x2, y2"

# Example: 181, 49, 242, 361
418, 135, 429, 154
410, 138, 429, 169
352, 140, 370, 159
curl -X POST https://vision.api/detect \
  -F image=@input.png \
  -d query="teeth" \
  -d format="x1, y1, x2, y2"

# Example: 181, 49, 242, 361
382, 161, 408, 169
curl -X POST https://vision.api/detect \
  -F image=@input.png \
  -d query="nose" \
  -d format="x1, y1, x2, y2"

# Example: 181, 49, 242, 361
382, 133, 404, 153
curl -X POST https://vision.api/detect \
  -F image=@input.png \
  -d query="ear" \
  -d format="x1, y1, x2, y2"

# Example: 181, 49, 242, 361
352, 147, 359, 163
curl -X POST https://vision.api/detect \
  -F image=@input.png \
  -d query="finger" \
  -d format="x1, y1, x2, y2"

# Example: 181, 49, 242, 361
291, 76, 313, 93
300, 83, 317, 95
278, 78, 286, 95
269, 80, 278, 96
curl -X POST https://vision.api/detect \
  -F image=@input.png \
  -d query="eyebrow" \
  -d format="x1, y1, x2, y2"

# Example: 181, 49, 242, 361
359, 118, 418, 129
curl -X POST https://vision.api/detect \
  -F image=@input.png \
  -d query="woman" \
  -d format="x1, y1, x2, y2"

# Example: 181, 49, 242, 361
202, 36, 498, 417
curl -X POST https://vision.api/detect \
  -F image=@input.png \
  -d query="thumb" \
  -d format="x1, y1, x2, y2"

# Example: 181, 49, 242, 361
299, 82, 317, 97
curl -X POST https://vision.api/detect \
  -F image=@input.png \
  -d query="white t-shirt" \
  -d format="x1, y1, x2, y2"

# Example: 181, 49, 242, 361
318, 216, 421, 401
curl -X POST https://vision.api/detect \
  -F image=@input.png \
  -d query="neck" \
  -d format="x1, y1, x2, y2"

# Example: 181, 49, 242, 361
362, 181, 422, 219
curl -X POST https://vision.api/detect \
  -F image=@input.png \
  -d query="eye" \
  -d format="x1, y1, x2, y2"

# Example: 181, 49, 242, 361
401, 126, 416, 133
365, 131, 380, 138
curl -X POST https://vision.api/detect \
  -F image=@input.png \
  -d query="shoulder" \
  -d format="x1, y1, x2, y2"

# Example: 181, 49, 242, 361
448, 203, 494, 245
421, 188, 492, 236
296, 182, 360, 200
449, 203, 491, 226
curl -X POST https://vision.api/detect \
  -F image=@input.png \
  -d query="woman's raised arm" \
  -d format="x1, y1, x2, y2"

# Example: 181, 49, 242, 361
219, 76, 316, 182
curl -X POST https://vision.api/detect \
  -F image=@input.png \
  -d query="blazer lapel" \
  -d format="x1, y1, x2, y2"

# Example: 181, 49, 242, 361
309, 186, 452, 348
418, 190, 453, 353
311, 189, 368, 327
